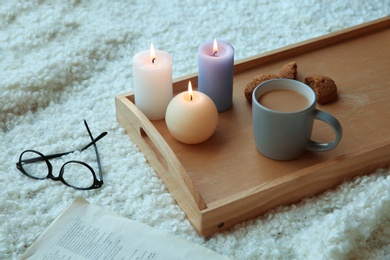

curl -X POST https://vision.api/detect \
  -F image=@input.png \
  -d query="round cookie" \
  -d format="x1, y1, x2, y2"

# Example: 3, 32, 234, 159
244, 73, 279, 103
305, 75, 338, 104
279, 61, 297, 79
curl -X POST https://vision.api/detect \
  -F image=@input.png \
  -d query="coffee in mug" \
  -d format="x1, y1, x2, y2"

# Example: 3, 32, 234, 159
252, 79, 342, 160
257, 89, 309, 112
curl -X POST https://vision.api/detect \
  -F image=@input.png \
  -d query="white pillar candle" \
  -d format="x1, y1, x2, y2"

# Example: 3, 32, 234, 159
165, 81, 218, 144
132, 43, 173, 120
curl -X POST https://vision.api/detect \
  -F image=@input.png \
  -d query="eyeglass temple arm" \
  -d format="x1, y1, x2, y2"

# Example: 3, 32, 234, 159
80, 131, 107, 152
20, 132, 107, 164
83, 120, 104, 183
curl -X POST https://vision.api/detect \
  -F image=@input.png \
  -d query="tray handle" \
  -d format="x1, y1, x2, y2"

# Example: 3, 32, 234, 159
115, 93, 207, 215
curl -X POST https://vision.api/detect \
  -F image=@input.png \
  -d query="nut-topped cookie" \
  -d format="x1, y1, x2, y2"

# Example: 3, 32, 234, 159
305, 75, 338, 104
244, 73, 279, 103
279, 61, 297, 79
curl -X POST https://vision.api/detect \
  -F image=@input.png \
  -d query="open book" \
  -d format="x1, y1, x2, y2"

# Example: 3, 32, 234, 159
21, 197, 231, 260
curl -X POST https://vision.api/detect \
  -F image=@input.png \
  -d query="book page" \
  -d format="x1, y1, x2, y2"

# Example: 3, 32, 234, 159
21, 197, 231, 260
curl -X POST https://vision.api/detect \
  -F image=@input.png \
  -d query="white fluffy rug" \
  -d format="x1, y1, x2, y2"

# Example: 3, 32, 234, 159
1, 1, 389, 259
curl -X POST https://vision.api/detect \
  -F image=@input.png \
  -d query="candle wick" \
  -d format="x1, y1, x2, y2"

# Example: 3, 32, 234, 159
152, 58, 156, 64
190, 95, 193, 101
213, 51, 217, 56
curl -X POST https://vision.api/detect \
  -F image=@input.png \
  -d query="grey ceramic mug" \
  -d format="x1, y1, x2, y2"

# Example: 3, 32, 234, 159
252, 79, 342, 160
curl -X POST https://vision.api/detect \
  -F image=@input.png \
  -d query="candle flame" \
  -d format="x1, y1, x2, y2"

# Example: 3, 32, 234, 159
188, 81, 193, 101
213, 39, 218, 56
150, 42, 156, 63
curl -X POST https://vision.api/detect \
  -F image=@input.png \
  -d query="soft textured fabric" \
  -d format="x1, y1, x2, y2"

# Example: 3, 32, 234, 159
1, 1, 389, 259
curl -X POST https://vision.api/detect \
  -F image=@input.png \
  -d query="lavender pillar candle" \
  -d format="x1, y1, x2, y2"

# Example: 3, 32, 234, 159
198, 39, 234, 112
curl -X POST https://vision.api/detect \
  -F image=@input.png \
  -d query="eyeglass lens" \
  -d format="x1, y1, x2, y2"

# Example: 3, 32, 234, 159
20, 151, 49, 179
61, 161, 96, 189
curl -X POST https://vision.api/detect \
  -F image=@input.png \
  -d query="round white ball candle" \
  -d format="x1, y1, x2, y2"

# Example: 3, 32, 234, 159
132, 43, 173, 120
165, 81, 218, 144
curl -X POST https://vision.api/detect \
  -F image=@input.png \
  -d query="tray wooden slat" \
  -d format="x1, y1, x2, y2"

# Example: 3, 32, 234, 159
116, 17, 390, 236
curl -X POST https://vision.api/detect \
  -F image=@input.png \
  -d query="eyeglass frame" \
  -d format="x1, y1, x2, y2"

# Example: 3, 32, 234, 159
16, 120, 107, 190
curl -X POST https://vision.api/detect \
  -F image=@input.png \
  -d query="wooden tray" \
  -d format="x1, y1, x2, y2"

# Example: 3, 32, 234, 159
116, 17, 390, 236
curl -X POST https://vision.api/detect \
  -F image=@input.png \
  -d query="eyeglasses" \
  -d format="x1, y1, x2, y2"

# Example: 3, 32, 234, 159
16, 120, 107, 190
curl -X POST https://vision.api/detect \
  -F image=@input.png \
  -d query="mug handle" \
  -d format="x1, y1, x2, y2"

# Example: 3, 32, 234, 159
306, 109, 342, 152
